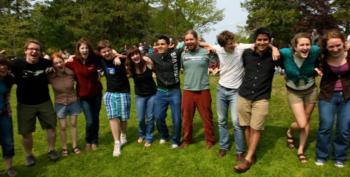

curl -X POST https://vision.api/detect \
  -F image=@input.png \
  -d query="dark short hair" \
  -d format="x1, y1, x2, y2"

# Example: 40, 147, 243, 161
0, 54, 9, 68
217, 30, 235, 47
157, 35, 170, 45
253, 27, 272, 41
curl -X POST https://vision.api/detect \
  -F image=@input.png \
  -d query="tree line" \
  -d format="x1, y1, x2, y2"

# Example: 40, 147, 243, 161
242, 0, 350, 47
0, 0, 223, 56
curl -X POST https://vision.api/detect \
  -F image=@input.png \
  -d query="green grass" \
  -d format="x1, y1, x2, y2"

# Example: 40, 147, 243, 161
2, 75, 350, 177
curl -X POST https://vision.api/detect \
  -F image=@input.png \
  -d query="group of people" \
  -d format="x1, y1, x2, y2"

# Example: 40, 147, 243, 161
0, 27, 349, 176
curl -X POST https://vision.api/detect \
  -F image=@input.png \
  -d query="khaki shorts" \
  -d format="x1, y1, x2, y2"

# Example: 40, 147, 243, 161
17, 100, 57, 135
237, 96, 269, 130
286, 86, 318, 105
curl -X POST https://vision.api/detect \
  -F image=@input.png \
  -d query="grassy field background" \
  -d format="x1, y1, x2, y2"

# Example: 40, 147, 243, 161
1, 75, 350, 177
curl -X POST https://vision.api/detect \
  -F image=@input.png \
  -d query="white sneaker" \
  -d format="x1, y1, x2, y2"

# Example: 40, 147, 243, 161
121, 134, 127, 146
171, 144, 179, 149
334, 161, 345, 168
315, 159, 325, 166
159, 139, 167, 144
113, 141, 121, 157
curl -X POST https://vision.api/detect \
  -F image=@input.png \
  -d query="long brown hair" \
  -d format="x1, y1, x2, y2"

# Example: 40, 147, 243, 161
74, 38, 96, 63
126, 47, 146, 77
318, 29, 348, 70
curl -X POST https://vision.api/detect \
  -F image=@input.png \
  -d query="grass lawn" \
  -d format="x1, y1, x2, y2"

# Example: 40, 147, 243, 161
1, 75, 349, 177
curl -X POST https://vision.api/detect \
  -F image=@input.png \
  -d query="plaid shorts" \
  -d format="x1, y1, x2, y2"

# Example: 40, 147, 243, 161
103, 92, 131, 121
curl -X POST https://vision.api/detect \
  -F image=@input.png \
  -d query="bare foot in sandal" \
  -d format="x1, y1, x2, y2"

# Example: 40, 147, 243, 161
297, 153, 308, 163
61, 148, 69, 157
73, 147, 81, 155
286, 128, 295, 149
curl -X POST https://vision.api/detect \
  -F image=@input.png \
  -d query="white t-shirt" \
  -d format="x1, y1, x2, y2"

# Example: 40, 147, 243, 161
214, 43, 253, 89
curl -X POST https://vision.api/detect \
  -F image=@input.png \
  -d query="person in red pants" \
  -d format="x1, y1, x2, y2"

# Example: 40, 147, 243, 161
180, 30, 218, 149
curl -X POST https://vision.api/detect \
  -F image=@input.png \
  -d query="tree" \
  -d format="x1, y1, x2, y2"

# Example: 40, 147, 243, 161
241, 0, 341, 46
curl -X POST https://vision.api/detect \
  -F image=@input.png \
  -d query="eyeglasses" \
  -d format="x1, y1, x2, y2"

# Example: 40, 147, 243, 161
26, 48, 40, 51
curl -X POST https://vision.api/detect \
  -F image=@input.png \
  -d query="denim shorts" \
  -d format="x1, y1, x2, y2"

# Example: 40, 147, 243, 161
54, 101, 81, 118
103, 92, 131, 121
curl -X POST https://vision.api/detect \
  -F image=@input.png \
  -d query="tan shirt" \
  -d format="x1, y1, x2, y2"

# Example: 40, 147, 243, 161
48, 68, 78, 105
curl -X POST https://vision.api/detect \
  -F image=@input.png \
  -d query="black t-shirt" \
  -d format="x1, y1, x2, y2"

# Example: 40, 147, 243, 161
101, 59, 130, 93
10, 58, 52, 104
132, 67, 157, 96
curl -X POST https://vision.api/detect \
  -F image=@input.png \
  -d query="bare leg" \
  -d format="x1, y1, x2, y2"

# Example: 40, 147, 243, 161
70, 115, 78, 148
22, 133, 33, 156
109, 119, 121, 141
245, 128, 261, 162
46, 128, 56, 151
298, 103, 315, 154
59, 118, 67, 149
120, 121, 127, 136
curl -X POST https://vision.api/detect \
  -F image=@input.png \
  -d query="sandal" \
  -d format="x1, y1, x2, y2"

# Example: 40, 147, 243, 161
297, 153, 308, 163
61, 148, 69, 157
73, 147, 81, 154
286, 129, 295, 149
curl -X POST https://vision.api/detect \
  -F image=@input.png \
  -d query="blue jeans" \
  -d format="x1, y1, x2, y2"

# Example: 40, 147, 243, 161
136, 94, 156, 143
216, 85, 245, 153
155, 88, 182, 145
81, 95, 102, 144
0, 113, 14, 159
316, 92, 350, 162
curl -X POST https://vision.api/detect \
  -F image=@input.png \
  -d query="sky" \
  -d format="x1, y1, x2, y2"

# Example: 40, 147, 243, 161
202, 0, 248, 44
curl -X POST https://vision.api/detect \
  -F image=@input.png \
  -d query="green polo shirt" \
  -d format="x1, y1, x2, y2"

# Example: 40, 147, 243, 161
181, 47, 218, 91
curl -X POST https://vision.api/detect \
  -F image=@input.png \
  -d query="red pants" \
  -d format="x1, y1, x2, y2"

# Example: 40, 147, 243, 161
182, 89, 215, 145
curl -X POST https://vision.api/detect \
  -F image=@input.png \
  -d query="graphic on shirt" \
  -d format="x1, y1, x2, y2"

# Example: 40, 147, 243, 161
106, 67, 116, 75
22, 70, 45, 78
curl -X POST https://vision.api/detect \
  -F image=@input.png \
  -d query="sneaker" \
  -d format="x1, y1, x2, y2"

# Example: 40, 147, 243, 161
121, 134, 127, 146
159, 139, 167, 144
113, 141, 121, 157
171, 144, 179, 149
315, 159, 325, 166
25, 155, 36, 166
137, 137, 144, 144
6, 167, 17, 177
48, 150, 60, 161
144, 142, 152, 148
334, 161, 345, 168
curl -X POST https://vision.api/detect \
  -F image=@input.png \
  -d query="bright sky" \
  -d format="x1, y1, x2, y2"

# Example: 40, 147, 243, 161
202, 0, 248, 44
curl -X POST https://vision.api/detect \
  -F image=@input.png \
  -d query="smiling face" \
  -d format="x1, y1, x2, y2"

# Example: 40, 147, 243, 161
130, 52, 142, 64
326, 38, 345, 58
52, 57, 65, 72
255, 34, 270, 54
79, 43, 89, 59
223, 39, 236, 53
184, 33, 199, 51
100, 47, 114, 60
25, 43, 41, 64
0, 64, 9, 78
294, 37, 311, 59
157, 39, 169, 54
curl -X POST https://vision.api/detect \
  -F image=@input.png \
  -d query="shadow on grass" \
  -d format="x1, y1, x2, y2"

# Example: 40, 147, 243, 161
14, 152, 59, 177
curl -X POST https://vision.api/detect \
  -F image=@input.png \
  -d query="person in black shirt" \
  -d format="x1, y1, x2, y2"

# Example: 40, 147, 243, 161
150, 35, 183, 148
10, 39, 59, 166
97, 40, 130, 157
126, 47, 157, 148
234, 28, 277, 173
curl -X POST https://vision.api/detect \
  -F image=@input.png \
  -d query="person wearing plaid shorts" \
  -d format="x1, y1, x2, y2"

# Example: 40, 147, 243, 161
98, 40, 131, 157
